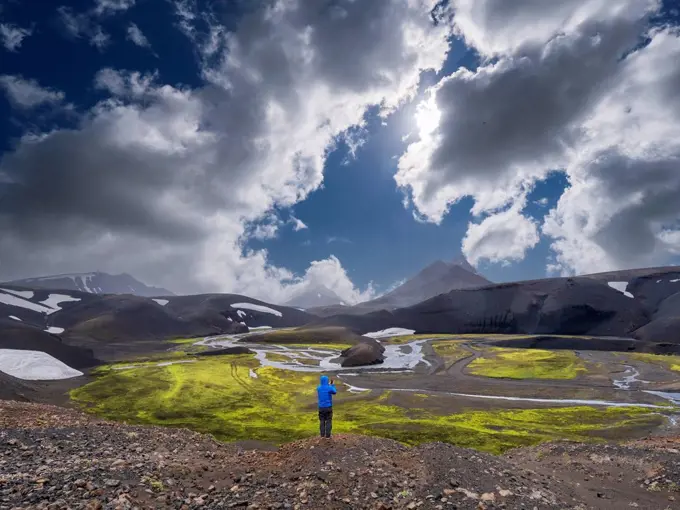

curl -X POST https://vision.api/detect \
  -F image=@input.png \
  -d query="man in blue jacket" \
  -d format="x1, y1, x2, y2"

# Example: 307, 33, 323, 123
317, 375, 337, 438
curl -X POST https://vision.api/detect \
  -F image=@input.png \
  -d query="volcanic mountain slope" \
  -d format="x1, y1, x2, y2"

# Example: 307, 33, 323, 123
318, 276, 654, 339
370, 258, 491, 308
164, 293, 315, 330
0, 318, 99, 369
3, 271, 174, 297
2, 401, 680, 510
309, 258, 491, 316
53, 293, 314, 359
1, 283, 315, 360
581, 267, 680, 344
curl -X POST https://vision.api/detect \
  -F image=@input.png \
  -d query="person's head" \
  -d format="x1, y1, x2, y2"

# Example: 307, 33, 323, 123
320, 375, 329, 385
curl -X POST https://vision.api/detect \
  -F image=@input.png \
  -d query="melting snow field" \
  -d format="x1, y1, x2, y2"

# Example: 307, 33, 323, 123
0, 349, 83, 380
230, 303, 282, 317
9, 316, 21, 321
152, 299, 169, 306
45, 327, 65, 334
608, 282, 634, 298
0, 292, 54, 314
0, 288, 34, 299
363, 328, 416, 339
40, 294, 81, 313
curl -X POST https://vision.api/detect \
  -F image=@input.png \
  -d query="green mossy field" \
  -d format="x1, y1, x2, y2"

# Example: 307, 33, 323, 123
431, 341, 471, 365
382, 334, 461, 345
467, 347, 587, 380
629, 353, 680, 372
72, 353, 661, 454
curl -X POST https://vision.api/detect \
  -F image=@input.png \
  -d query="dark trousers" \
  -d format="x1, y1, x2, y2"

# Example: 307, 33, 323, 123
318, 407, 333, 438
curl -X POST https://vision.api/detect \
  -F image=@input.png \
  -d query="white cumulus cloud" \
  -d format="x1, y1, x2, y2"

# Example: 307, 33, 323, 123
397, 0, 680, 274
0, 0, 451, 303
462, 204, 540, 266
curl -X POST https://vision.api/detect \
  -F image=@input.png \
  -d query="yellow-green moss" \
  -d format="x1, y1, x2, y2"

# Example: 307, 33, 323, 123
432, 341, 472, 365
383, 334, 461, 345
72, 354, 663, 454
168, 337, 203, 345
265, 352, 293, 363
467, 348, 587, 380
629, 353, 680, 372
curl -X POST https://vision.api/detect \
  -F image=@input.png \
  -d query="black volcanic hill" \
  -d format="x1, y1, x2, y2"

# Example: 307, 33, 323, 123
0, 284, 315, 360
316, 276, 656, 340
3, 272, 174, 297
164, 294, 314, 330
0, 318, 99, 369
57, 294, 314, 359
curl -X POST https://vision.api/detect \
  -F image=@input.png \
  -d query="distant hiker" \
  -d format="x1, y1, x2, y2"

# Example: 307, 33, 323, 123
317, 375, 337, 438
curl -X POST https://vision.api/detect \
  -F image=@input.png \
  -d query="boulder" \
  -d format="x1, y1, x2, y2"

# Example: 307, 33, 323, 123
339, 340, 385, 367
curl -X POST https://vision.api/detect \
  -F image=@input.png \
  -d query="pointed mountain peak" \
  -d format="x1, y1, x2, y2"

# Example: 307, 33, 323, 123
450, 256, 478, 275
420, 259, 450, 272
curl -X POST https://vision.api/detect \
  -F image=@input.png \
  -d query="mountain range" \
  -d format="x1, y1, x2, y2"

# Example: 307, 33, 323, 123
3, 272, 174, 297
2, 260, 680, 376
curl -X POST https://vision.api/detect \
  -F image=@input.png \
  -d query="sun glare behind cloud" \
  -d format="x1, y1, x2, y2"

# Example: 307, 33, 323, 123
414, 94, 441, 138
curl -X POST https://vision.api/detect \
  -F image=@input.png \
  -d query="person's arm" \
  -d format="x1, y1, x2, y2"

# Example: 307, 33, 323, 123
330, 380, 337, 394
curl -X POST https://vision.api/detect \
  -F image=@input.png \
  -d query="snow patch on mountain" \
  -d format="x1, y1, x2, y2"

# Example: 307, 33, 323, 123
0, 292, 54, 314
40, 294, 81, 314
0, 349, 83, 380
0, 288, 34, 299
230, 303, 282, 317
364, 328, 416, 339
608, 281, 634, 298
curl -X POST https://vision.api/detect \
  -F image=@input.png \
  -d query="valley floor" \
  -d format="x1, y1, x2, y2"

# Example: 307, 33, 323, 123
1, 401, 679, 510
60, 332, 680, 454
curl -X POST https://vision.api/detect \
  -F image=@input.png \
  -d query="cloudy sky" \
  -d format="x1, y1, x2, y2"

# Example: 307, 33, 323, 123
1, 0, 679, 303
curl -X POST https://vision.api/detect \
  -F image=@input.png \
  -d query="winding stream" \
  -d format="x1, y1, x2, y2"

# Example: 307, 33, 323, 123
612, 365, 648, 390
197, 334, 432, 373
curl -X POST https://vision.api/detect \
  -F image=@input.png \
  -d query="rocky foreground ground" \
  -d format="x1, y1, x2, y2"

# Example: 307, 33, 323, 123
1, 401, 679, 510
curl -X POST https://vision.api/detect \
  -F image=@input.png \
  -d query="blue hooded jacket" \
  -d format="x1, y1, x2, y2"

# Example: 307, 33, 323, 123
317, 375, 337, 409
